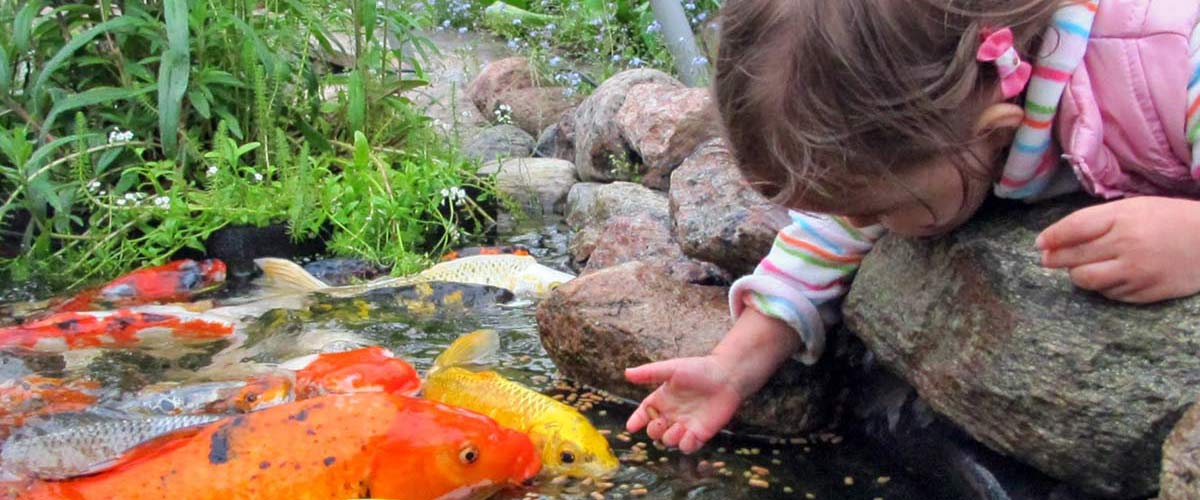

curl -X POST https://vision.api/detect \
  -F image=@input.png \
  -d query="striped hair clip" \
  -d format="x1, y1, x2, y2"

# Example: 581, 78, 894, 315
977, 27, 1032, 99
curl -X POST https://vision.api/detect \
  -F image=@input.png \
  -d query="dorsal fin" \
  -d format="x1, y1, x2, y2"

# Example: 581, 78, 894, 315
254, 258, 330, 293
431, 330, 500, 374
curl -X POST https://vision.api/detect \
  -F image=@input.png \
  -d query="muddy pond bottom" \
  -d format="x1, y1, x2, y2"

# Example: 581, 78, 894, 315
0, 218, 941, 499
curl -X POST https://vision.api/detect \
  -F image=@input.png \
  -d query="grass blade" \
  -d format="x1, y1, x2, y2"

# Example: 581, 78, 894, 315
31, 16, 143, 104
0, 44, 11, 96
158, 0, 191, 157
348, 69, 365, 133
12, 0, 41, 55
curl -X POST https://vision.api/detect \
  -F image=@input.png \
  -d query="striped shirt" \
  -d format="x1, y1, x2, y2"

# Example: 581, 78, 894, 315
1188, 18, 1200, 177
728, 212, 883, 364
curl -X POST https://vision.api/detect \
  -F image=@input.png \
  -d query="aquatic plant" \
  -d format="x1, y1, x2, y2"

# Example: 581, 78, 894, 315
0, 0, 497, 288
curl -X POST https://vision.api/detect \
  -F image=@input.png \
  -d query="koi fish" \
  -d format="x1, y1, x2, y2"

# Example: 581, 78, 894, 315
255, 253, 574, 299
13, 393, 541, 500
440, 246, 531, 262
51, 259, 227, 314
284, 346, 420, 399
115, 374, 293, 417
0, 376, 100, 443
0, 307, 236, 353
424, 330, 619, 478
301, 259, 389, 286
1, 413, 222, 480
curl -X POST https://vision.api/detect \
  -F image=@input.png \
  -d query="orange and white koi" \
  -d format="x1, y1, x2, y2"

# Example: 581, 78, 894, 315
286, 346, 421, 399
0, 308, 236, 353
11, 393, 541, 500
51, 259, 227, 314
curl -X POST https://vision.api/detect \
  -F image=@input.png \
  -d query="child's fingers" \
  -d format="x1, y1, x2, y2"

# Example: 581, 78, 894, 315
662, 422, 687, 448
1036, 207, 1116, 251
1041, 242, 1116, 269
1066, 260, 1126, 291
646, 417, 670, 441
624, 360, 680, 386
679, 430, 705, 454
626, 402, 653, 433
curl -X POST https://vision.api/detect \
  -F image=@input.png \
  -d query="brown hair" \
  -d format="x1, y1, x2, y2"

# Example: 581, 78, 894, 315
715, 0, 1063, 204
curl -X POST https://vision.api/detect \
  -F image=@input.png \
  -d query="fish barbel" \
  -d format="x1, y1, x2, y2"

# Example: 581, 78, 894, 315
1, 413, 221, 480
12, 393, 541, 500
255, 253, 575, 299
423, 330, 619, 479
0, 306, 237, 353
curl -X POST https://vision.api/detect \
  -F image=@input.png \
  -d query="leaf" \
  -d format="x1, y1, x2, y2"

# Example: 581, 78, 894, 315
348, 70, 366, 133
157, 48, 190, 157
12, 0, 41, 55
0, 44, 11, 96
353, 131, 369, 172
188, 88, 211, 119
43, 85, 155, 139
296, 120, 331, 153
360, 0, 378, 45
31, 16, 144, 104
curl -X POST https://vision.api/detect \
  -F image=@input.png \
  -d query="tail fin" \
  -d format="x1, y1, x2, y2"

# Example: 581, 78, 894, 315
431, 330, 500, 374
254, 258, 330, 293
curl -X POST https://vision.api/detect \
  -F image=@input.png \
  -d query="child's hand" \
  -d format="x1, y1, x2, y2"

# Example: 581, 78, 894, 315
624, 356, 743, 454
1038, 196, 1200, 303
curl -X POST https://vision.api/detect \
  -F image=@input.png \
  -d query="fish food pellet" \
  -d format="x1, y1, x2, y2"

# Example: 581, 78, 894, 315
771, 459, 782, 465
806, 493, 816, 499
749, 478, 770, 489
630, 487, 648, 497
590, 491, 605, 500
877, 476, 892, 484
783, 486, 794, 494
772, 449, 781, 455
616, 434, 632, 442
658, 457, 668, 463
790, 437, 806, 445
551, 475, 569, 485
717, 447, 727, 453
711, 461, 726, 468
599, 429, 612, 435
844, 476, 855, 486
750, 466, 770, 476
599, 410, 607, 416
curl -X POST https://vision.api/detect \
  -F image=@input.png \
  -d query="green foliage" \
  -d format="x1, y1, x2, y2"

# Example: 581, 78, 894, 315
415, 0, 721, 91
0, 0, 496, 289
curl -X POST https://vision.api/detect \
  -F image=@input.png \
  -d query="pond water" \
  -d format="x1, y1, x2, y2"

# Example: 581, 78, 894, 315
0, 217, 944, 499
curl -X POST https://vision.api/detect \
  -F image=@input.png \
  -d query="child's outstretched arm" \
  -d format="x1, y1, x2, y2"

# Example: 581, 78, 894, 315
1038, 196, 1200, 303
625, 212, 883, 453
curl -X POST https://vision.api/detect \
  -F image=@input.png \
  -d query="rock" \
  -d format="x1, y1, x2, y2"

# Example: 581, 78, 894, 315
670, 139, 791, 277
565, 182, 669, 264
583, 214, 729, 285
843, 195, 1200, 499
477, 158, 578, 215
536, 262, 838, 434
466, 57, 536, 117
615, 84, 718, 190
206, 224, 325, 281
533, 110, 575, 161
572, 69, 683, 182
1161, 401, 1200, 500
462, 125, 535, 163
493, 87, 580, 136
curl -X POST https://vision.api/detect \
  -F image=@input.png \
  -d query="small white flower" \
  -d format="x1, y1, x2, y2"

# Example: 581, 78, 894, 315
116, 198, 127, 206
630, 57, 644, 67
87, 180, 101, 192
512, 18, 522, 25
206, 166, 219, 177
611, 54, 622, 62
458, 26, 468, 34
441, 188, 451, 198
647, 20, 662, 33
692, 55, 709, 66
549, 56, 563, 67
153, 196, 170, 208
254, 173, 264, 182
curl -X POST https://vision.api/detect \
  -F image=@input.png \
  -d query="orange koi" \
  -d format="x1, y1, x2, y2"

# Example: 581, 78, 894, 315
291, 347, 421, 399
13, 393, 541, 500
51, 259, 227, 313
0, 308, 236, 353
439, 246, 532, 262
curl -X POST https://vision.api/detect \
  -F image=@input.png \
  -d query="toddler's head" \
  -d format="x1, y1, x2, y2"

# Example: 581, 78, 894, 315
716, 0, 1061, 235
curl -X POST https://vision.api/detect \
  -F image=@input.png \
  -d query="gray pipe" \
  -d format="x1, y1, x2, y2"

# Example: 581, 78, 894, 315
648, 0, 710, 87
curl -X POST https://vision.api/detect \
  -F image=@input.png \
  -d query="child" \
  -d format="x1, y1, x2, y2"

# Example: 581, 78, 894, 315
625, 0, 1200, 454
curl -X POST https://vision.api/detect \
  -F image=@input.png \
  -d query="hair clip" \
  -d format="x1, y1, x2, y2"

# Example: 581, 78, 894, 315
977, 27, 1032, 99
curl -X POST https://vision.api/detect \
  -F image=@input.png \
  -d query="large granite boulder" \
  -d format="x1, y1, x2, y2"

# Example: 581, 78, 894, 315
565, 182, 669, 263
533, 110, 575, 162
1160, 401, 1200, 500
670, 139, 790, 277
462, 124, 535, 163
572, 69, 682, 183
466, 57, 536, 117
582, 213, 729, 285
493, 87, 580, 136
843, 195, 1200, 499
537, 262, 840, 434
615, 84, 718, 190
476, 158, 578, 215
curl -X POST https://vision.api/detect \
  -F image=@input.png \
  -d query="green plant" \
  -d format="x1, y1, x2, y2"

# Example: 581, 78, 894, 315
0, 0, 496, 289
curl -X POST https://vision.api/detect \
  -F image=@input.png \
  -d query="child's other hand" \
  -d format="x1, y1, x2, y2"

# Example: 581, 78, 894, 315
624, 356, 743, 454
1037, 196, 1200, 303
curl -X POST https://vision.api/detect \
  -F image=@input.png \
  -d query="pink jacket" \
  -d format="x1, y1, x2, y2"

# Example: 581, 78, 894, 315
1058, 0, 1200, 198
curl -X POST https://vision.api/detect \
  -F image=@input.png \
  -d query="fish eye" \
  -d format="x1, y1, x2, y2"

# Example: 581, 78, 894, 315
549, 282, 562, 290
244, 393, 258, 403
560, 451, 575, 464
459, 445, 479, 465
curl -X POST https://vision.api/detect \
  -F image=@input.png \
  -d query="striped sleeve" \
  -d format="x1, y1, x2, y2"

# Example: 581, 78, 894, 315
728, 211, 884, 364
1188, 16, 1200, 178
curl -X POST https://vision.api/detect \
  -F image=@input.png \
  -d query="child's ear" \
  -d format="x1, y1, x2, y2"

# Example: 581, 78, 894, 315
974, 103, 1025, 135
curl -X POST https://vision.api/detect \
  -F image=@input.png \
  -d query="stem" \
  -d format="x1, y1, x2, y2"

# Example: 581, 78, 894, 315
3, 97, 56, 142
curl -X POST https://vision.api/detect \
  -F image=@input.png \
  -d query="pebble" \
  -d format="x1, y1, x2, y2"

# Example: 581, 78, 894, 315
748, 478, 770, 489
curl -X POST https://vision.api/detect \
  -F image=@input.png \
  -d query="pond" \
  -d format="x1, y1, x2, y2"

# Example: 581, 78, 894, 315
0, 217, 943, 500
